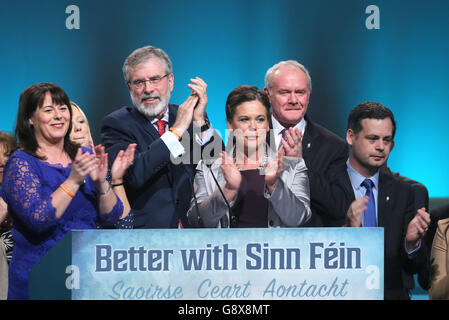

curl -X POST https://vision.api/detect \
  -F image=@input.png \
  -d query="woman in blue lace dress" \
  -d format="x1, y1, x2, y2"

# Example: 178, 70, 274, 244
2, 83, 127, 299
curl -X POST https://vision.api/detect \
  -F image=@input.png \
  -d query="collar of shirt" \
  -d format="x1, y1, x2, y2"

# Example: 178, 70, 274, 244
271, 116, 306, 149
346, 159, 380, 227
346, 159, 379, 192
148, 110, 169, 126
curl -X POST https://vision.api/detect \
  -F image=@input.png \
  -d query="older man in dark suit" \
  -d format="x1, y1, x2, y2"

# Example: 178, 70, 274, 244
264, 60, 348, 227
101, 46, 216, 229
336, 101, 430, 299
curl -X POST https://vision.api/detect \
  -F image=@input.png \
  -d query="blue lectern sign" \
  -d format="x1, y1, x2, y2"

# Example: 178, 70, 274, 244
30, 228, 384, 300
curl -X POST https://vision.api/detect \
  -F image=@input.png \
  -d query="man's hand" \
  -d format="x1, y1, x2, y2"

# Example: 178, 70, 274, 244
280, 127, 303, 158
346, 196, 369, 227
171, 94, 199, 136
406, 208, 431, 251
189, 77, 208, 125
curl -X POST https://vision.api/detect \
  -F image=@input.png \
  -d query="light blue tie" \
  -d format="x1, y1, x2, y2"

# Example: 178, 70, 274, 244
361, 179, 377, 227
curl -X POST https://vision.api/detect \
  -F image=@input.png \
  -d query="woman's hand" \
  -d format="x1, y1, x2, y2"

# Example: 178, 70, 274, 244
111, 143, 137, 182
220, 151, 241, 203
68, 148, 98, 186
220, 151, 241, 192
265, 147, 285, 194
0, 196, 8, 225
90, 144, 108, 186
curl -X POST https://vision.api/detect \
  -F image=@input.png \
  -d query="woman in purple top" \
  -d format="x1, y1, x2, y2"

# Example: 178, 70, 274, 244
187, 85, 311, 228
2, 83, 131, 299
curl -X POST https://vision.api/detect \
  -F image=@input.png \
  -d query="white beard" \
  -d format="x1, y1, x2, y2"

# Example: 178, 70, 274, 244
132, 91, 170, 118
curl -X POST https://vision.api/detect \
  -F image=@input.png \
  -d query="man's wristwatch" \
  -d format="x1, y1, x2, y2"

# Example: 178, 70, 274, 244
199, 116, 210, 132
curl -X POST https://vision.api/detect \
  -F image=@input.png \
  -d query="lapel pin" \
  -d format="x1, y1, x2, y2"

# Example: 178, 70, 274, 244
307, 143, 311, 149
386, 196, 390, 201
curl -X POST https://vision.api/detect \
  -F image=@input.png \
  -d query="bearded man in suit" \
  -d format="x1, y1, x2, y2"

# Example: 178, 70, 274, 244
101, 46, 215, 229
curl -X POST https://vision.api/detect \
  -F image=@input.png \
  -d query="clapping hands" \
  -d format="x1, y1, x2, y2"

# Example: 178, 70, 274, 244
280, 127, 303, 158
111, 143, 136, 181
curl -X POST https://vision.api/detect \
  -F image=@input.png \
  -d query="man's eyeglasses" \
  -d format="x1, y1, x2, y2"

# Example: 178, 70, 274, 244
129, 73, 170, 90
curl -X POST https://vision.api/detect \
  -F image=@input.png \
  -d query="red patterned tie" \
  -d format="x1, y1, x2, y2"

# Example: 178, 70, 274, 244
155, 118, 183, 228
155, 120, 167, 136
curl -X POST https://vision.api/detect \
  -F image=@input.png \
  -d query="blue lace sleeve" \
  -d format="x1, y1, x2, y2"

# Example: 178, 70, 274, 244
96, 191, 124, 227
3, 154, 58, 233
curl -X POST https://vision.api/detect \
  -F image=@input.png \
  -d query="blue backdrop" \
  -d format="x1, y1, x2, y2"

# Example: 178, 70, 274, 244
1, 0, 448, 197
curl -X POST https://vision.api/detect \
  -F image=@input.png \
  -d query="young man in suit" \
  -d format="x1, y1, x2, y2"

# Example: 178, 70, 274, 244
101, 46, 215, 229
340, 101, 431, 299
264, 60, 348, 227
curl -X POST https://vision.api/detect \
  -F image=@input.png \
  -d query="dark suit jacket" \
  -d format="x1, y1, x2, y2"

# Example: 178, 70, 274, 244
331, 168, 428, 300
300, 115, 349, 227
392, 173, 430, 291
100, 104, 201, 229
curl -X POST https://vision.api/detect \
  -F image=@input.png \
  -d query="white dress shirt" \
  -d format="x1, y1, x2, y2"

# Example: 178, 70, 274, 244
346, 159, 379, 227
271, 116, 306, 150
346, 159, 419, 255
149, 110, 214, 158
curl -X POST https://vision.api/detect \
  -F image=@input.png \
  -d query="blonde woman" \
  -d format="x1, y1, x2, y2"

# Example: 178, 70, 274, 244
70, 102, 135, 223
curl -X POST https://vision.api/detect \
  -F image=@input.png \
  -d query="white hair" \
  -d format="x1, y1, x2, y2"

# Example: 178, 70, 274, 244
264, 60, 312, 93
122, 46, 173, 83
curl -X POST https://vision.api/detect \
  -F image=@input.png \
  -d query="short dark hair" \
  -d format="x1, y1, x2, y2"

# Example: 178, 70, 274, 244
15, 83, 78, 160
225, 85, 271, 121
348, 101, 396, 139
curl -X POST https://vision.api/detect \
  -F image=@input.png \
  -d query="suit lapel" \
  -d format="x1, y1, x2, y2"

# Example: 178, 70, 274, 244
167, 105, 179, 186
168, 104, 178, 129
377, 171, 394, 227
342, 171, 356, 202
130, 107, 160, 141
302, 116, 315, 164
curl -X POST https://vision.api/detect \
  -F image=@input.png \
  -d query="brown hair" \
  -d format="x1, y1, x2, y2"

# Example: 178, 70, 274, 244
15, 83, 78, 160
225, 85, 271, 122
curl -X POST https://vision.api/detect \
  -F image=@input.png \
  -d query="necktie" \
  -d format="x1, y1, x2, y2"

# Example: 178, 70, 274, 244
155, 118, 183, 228
279, 128, 287, 149
361, 179, 377, 227
155, 120, 167, 136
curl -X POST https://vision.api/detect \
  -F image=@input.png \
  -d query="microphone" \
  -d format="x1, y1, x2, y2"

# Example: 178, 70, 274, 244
183, 165, 203, 228
205, 162, 233, 228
